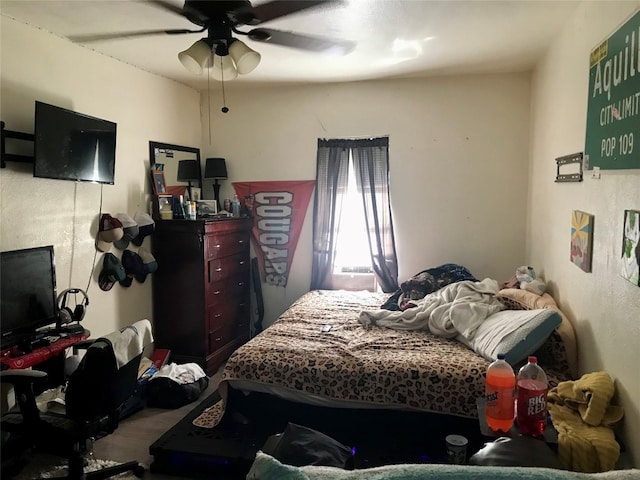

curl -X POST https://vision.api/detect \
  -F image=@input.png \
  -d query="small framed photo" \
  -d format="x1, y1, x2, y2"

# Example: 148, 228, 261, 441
152, 169, 167, 195
196, 200, 218, 217
191, 187, 202, 202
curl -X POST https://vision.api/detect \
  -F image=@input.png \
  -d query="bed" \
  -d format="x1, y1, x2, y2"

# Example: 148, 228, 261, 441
193, 284, 576, 429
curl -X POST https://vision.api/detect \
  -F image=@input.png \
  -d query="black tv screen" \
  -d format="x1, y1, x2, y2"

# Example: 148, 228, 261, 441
1, 246, 58, 347
34, 101, 117, 185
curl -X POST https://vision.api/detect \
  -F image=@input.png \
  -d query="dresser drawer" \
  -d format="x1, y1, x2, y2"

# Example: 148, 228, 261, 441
206, 231, 249, 259
207, 301, 250, 352
207, 252, 249, 283
206, 274, 249, 306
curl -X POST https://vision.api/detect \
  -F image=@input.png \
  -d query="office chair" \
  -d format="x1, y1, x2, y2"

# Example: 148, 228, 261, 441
1, 323, 151, 479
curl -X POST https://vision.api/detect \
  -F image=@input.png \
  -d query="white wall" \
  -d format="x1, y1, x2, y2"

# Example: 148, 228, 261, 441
0, 17, 201, 338
201, 74, 532, 331
528, 1, 640, 467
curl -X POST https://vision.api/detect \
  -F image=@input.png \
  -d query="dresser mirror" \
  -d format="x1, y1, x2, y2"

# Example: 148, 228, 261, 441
149, 141, 202, 198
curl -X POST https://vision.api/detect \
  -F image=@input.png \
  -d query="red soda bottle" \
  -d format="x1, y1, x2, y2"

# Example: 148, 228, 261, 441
485, 353, 515, 432
516, 356, 548, 436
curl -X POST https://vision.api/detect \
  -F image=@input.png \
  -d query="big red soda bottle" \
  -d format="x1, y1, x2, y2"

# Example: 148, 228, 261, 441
516, 356, 548, 437
485, 353, 515, 432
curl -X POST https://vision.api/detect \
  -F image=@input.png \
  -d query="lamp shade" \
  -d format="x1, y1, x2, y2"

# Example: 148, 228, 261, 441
178, 39, 212, 74
177, 159, 200, 182
229, 39, 261, 74
211, 54, 238, 81
204, 158, 228, 179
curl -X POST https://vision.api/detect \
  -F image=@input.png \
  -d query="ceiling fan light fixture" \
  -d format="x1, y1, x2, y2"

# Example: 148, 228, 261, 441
178, 39, 212, 74
211, 53, 238, 81
229, 39, 261, 74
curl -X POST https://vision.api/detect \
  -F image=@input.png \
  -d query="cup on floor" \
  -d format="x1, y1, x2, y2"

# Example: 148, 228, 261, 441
445, 434, 468, 464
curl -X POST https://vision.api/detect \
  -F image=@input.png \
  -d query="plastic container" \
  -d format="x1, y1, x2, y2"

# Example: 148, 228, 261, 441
485, 353, 515, 432
516, 355, 548, 437
231, 194, 241, 218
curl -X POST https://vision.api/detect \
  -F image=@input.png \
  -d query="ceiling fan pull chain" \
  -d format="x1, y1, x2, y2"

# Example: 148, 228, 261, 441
220, 59, 229, 113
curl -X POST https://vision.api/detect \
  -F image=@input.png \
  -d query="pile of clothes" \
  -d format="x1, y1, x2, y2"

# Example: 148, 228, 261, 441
548, 371, 624, 472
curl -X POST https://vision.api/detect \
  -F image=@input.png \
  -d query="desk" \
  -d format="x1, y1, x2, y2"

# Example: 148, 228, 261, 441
0, 331, 89, 390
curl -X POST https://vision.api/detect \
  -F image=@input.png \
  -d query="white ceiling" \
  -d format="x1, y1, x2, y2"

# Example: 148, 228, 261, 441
1, 0, 581, 91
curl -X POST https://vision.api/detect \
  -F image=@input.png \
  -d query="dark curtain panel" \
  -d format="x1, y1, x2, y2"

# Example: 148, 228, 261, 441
311, 137, 399, 292
351, 138, 399, 292
310, 139, 350, 290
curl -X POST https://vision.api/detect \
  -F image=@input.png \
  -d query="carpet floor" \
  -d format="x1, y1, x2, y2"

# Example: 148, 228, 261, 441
7, 452, 144, 479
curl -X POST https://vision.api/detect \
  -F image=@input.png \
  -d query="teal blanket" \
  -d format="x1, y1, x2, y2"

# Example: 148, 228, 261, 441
247, 452, 640, 480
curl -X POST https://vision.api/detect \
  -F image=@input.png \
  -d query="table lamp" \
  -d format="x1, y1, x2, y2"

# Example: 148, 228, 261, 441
204, 158, 228, 211
177, 159, 200, 200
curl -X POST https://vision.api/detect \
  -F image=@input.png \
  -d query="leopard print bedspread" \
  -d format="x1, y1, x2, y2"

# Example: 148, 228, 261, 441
193, 289, 570, 428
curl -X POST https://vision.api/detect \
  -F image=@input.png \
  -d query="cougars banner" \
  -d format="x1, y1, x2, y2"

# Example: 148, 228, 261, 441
233, 180, 315, 287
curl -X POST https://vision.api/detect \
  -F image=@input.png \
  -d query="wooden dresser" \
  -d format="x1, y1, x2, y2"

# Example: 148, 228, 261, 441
151, 218, 252, 375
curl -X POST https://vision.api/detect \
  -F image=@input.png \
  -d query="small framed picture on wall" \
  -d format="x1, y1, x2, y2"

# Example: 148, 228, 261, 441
620, 209, 640, 287
570, 210, 594, 273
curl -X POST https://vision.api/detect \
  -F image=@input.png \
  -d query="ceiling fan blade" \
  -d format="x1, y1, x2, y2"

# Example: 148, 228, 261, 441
247, 28, 355, 55
233, 0, 338, 26
68, 28, 202, 44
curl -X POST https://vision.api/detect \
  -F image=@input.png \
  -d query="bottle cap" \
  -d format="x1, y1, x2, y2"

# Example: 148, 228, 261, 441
528, 356, 537, 363
497, 353, 506, 360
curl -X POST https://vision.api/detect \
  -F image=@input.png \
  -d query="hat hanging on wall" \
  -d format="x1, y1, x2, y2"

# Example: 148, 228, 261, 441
204, 158, 227, 212
96, 214, 124, 252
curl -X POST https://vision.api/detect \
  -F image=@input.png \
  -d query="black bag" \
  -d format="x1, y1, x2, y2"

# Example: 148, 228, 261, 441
145, 368, 209, 409
262, 422, 354, 469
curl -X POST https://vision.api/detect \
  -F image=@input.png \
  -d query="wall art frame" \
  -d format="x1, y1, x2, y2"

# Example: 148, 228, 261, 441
571, 210, 594, 273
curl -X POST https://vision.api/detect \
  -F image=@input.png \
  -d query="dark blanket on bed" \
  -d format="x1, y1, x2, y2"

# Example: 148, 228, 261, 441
381, 264, 478, 311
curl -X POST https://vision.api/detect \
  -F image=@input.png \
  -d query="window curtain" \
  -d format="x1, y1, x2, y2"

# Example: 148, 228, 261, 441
351, 138, 399, 292
310, 140, 350, 290
311, 138, 399, 292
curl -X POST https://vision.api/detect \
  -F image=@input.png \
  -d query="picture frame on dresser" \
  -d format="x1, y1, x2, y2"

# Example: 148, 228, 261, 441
152, 168, 167, 195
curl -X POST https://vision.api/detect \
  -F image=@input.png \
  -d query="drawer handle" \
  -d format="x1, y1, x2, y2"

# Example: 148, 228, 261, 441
238, 240, 245, 244
215, 337, 222, 342
213, 290, 221, 295
239, 261, 245, 265
214, 244, 221, 248
238, 282, 245, 287
215, 267, 223, 272
214, 313, 222, 318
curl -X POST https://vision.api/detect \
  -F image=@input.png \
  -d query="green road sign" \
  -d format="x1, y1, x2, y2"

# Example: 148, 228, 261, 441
585, 10, 640, 170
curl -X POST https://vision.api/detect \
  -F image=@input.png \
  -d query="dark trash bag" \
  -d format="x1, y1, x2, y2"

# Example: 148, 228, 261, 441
262, 422, 354, 469
146, 374, 209, 409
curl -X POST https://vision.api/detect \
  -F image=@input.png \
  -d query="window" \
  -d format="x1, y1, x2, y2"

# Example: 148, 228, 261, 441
311, 137, 399, 293
332, 155, 373, 274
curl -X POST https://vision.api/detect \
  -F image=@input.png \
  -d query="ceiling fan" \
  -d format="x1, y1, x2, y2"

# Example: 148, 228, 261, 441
68, 0, 356, 80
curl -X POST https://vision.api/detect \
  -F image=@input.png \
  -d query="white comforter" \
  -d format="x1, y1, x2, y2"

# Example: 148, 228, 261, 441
358, 278, 503, 341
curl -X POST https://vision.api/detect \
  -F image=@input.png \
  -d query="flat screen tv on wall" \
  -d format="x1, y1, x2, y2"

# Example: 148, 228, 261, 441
34, 101, 117, 185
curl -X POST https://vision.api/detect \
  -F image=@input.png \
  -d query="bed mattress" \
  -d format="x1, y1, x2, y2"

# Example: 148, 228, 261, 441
194, 289, 512, 427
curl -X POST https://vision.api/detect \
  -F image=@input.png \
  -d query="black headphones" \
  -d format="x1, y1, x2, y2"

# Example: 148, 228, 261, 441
57, 288, 89, 324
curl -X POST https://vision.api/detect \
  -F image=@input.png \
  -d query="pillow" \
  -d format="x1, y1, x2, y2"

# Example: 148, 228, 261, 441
464, 309, 562, 365
497, 288, 577, 377
496, 288, 557, 310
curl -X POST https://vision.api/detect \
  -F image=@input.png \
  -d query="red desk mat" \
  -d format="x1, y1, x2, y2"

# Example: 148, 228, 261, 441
0, 333, 88, 369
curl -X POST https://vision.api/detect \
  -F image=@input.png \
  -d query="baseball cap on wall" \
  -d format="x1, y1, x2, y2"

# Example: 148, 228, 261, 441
138, 247, 158, 277
119, 250, 147, 287
114, 213, 139, 250
131, 212, 155, 246
96, 214, 124, 252
98, 253, 126, 291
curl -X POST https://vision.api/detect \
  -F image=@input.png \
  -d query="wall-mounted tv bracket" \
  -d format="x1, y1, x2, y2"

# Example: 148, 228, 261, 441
555, 152, 583, 182
1, 121, 34, 168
